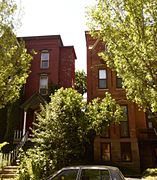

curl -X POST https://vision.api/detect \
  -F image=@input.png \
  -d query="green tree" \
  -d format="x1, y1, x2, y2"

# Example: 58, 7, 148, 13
75, 70, 87, 95
17, 88, 122, 179
86, 92, 122, 134
87, 0, 157, 112
0, 0, 32, 108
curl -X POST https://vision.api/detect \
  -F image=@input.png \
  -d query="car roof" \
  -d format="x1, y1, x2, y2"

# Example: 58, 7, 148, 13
61, 165, 119, 171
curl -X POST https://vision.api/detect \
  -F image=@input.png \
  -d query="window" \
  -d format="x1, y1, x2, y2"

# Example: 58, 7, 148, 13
41, 50, 49, 68
116, 75, 122, 88
39, 74, 48, 95
52, 169, 79, 180
121, 142, 132, 162
98, 69, 107, 89
120, 106, 129, 137
101, 143, 111, 161
147, 112, 157, 129
81, 169, 110, 180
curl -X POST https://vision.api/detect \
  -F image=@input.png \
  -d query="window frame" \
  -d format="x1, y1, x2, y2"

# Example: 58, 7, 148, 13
98, 69, 107, 89
120, 142, 132, 162
39, 74, 48, 95
120, 105, 129, 138
116, 75, 123, 88
101, 142, 111, 162
40, 50, 49, 69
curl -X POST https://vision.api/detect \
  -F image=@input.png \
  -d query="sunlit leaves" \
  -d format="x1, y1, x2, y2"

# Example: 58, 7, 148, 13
32, 88, 87, 168
0, 0, 32, 108
32, 88, 122, 169
86, 92, 122, 134
87, 0, 157, 112
75, 70, 87, 95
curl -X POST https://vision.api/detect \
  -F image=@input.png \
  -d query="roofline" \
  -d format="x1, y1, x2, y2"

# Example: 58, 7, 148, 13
19, 35, 64, 46
18, 34, 61, 39
18, 35, 77, 59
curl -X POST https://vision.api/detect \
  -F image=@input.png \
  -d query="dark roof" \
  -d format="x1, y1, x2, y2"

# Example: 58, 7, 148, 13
21, 92, 46, 111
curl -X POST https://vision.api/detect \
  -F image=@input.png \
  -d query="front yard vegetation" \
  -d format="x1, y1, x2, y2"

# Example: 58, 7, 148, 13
16, 88, 123, 179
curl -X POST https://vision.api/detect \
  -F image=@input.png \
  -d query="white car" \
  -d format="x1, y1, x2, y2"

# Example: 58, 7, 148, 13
46, 165, 125, 180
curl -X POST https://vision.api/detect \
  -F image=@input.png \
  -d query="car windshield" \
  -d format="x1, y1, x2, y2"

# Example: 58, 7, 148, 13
51, 169, 79, 180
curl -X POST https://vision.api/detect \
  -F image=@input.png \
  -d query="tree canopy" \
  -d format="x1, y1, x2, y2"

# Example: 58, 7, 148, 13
75, 70, 87, 95
17, 88, 122, 179
87, 0, 157, 112
0, 0, 32, 108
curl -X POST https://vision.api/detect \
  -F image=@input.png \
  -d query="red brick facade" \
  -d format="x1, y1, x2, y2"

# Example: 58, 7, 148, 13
21, 35, 76, 133
85, 32, 157, 172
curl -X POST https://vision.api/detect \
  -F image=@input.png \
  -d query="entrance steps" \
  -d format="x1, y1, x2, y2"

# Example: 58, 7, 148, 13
0, 165, 18, 179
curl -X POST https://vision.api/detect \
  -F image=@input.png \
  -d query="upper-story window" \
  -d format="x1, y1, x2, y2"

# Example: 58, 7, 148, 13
41, 50, 49, 69
98, 69, 107, 89
39, 74, 48, 95
147, 113, 157, 129
120, 105, 129, 137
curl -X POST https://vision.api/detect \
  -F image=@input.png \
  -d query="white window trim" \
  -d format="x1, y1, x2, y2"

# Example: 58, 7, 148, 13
40, 50, 49, 69
39, 74, 48, 95
98, 69, 107, 89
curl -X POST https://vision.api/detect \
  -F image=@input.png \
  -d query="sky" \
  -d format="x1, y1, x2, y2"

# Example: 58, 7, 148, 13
15, 0, 96, 72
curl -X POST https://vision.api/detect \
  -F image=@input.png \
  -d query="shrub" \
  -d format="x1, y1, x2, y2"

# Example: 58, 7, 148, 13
143, 168, 157, 178
16, 148, 55, 180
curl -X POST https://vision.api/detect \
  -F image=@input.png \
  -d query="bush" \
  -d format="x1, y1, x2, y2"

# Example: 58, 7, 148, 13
16, 88, 122, 179
143, 168, 157, 178
16, 148, 55, 180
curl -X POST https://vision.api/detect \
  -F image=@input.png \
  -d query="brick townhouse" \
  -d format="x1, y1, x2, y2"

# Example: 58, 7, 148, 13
85, 31, 157, 172
14, 35, 76, 141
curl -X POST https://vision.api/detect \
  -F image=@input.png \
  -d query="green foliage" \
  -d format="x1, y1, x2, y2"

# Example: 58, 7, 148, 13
0, 142, 8, 151
32, 88, 87, 169
142, 168, 157, 178
4, 99, 21, 142
16, 148, 55, 180
75, 70, 87, 95
86, 92, 123, 134
0, 96, 22, 143
87, 0, 157, 112
49, 83, 61, 95
0, 0, 32, 108
17, 88, 122, 179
